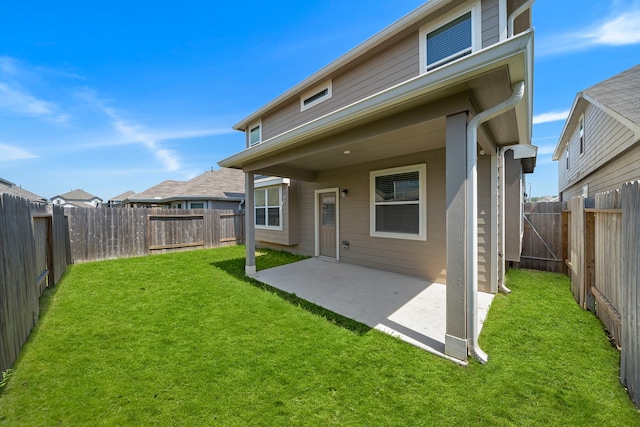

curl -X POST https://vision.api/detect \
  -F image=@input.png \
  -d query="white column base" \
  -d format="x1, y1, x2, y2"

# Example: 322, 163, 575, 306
245, 265, 257, 276
445, 334, 468, 361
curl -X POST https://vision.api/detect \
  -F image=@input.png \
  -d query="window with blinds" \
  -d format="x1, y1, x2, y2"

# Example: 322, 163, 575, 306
419, 6, 477, 74
426, 12, 472, 71
370, 164, 426, 240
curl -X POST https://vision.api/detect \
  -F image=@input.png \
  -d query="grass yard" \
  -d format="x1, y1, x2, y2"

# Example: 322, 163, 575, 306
0, 246, 638, 426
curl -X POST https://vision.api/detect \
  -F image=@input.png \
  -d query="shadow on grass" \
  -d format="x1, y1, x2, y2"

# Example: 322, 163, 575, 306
211, 254, 371, 336
0, 275, 64, 396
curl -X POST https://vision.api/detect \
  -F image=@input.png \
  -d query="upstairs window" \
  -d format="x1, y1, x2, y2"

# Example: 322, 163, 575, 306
419, 5, 478, 74
579, 115, 585, 155
300, 80, 332, 111
370, 164, 427, 241
249, 121, 262, 147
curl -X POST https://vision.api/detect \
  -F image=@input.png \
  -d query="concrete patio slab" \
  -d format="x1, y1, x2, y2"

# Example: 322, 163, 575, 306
253, 257, 494, 364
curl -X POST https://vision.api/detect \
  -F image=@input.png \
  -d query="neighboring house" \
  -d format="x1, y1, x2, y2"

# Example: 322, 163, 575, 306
50, 189, 103, 208
107, 190, 136, 207
553, 64, 640, 200
0, 177, 47, 203
125, 168, 245, 211
220, 0, 536, 363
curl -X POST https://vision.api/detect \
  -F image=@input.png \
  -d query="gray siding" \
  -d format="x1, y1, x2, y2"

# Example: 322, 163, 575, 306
258, 148, 494, 292
262, 32, 420, 141
477, 153, 494, 291
562, 141, 640, 200
258, 0, 506, 144
559, 102, 637, 199
481, 0, 500, 48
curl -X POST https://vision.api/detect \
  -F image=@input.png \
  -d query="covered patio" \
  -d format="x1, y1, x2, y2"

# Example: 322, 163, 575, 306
253, 257, 494, 365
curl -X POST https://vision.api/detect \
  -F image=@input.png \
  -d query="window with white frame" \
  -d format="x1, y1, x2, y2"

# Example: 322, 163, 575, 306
579, 115, 585, 155
190, 202, 204, 209
248, 121, 262, 147
419, 4, 479, 74
370, 164, 427, 240
255, 186, 282, 229
300, 80, 332, 111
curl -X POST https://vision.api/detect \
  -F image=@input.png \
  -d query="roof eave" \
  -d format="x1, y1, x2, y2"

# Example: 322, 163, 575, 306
221, 31, 534, 169
552, 93, 583, 161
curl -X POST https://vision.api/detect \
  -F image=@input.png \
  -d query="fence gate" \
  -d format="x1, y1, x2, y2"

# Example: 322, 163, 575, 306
520, 202, 565, 273
32, 216, 53, 295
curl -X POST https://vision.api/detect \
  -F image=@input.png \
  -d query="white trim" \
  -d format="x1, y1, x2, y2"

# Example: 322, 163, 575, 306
254, 185, 283, 231
248, 120, 262, 147
300, 80, 333, 111
419, 2, 481, 74
369, 164, 427, 241
314, 188, 340, 260
498, 0, 508, 41
255, 176, 291, 188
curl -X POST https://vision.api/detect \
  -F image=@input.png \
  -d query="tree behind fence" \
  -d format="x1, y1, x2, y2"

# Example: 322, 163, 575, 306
65, 207, 245, 263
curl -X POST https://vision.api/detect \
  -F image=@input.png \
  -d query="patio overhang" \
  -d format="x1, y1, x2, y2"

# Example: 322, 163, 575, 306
219, 30, 534, 179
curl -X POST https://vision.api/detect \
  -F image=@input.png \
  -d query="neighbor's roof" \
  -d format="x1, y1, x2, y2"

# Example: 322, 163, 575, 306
0, 177, 47, 202
553, 64, 640, 160
233, 0, 452, 131
128, 168, 245, 203
108, 190, 136, 202
53, 189, 103, 202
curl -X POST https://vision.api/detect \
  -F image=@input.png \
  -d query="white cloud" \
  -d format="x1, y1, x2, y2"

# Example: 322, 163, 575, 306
77, 89, 182, 171
538, 5, 640, 56
0, 143, 37, 162
592, 10, 640, 45
535, 145, 557, 155
0, 57, 70, 123
533, 110, 570, 125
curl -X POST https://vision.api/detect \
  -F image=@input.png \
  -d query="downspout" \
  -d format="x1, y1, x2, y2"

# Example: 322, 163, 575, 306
508, 0, 535, 37
467, 80, 525, 363
498, 147, 511, 294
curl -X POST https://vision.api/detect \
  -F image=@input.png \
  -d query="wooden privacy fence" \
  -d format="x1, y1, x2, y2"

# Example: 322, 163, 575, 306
0, 194, 69, 373
66, 208, 244, 263
520, 202, 565, 273
562, 182, 640, 408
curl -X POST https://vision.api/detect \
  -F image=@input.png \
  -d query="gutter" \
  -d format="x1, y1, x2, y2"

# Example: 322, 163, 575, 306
466, 80, 526, 364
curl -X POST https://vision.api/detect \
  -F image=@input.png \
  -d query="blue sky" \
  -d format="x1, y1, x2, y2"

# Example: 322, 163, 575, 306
1, 1, 640, 200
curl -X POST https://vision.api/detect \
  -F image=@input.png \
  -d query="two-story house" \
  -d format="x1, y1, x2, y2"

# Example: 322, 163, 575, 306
553, 64, 640, 200
50, 189, 103, 208
220, 0, 536, 363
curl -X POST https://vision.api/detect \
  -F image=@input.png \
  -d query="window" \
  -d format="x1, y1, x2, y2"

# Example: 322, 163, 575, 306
370, 164, 427, 240
249, 121, 262, 147
190, 202, 204, 209
255, 186, 282, 229
579, 115, 585, 155
566, 146, 570, 170
419, 5, 479, 74
300, 80, 332, 111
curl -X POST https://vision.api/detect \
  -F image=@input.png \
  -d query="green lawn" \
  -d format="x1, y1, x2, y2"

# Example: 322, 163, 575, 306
0, 246, 638, 426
